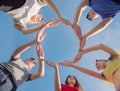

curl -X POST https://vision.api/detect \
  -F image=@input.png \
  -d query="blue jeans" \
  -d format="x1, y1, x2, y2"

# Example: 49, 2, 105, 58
0, 64, 16, 91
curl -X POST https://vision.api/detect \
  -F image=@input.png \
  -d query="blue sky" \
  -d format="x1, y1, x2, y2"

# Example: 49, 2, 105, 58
0, 0, 120, 91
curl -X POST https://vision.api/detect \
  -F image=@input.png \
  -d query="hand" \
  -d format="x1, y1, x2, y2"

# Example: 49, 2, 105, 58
36, 42, 44, 61
80, 36, 86, 50
73, 51, 83, 63
58, 60, 76, 67
60, 18, 72, 27
47, 20, 60, 27
36, 28, 46, 42
46, 61, 58, 69
72, 24, 82, 40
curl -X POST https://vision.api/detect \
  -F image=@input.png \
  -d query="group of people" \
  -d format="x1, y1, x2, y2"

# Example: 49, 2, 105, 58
0, 0, 120, 91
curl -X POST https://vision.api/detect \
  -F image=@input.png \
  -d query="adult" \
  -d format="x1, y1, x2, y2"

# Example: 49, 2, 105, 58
60, 43, 120, 91
0, 30, 45, 91
72, 0, 120, 50
46, 61, 83, 91
0, 0, 71, 34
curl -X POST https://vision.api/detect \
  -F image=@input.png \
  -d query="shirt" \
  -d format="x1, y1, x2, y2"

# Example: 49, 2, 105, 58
89, 0, 120, 19
2, 57, 31, 88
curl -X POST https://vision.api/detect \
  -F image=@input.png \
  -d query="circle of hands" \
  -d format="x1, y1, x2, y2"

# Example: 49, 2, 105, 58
35, 18, 86, 65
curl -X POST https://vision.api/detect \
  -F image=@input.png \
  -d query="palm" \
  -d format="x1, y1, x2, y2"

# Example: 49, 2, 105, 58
59, 60, 74, 67
36, 42, 44, 60
46, 61, 57, 68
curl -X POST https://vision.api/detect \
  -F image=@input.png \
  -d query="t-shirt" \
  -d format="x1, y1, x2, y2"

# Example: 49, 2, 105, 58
103, 52, 120, 82
7, 0, 46, 28
61, 84, 80, 91
89, 0, 120, 19
2, 57, 31, 88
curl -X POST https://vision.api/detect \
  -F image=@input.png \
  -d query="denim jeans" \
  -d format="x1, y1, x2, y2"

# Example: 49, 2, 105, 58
0, 64, 16, 91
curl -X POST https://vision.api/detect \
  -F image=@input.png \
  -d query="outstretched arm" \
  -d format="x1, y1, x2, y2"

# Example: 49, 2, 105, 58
46, 61, 61, 91
30, 42, 45, 80
73, 0, 89, 25
73, 43, 119, 63
43, 0, 72, 26
12, 27, 46, 59
59, 60, 107, 81
72, 0, 89, 40
80, 17, 113, 50
15, 20, 60, 34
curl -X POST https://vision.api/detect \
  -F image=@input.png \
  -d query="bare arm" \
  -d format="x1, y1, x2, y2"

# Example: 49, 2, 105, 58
82, 43, 118, 56
59, 60, 107, 81
43, 0, 72, 26
46, 61, 61, 91
43, 0, 62, 19
72, 63, 107, 81
12, 26, 46, 59
15, 20, 60, 35
30, 43, 45, 80
83, 17, 113, 39
79, 17, 113, 50
12, 39, 36, 59
73, 43, 119, 63
73, 0, 89, 25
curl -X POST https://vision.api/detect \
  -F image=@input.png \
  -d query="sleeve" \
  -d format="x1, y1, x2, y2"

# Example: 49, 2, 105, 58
26, 74, 32, 81
9, 56, 20, 61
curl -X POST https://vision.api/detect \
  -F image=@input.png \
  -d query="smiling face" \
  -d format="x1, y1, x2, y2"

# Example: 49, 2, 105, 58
67, 76, 76, 86
95, 59, 107, 70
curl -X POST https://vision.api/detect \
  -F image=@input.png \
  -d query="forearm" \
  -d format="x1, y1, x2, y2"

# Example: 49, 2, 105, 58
54, 66, 61, 91
45, 0, 62, 19
84, 17, 113, 39
73, 0, 88, 25
12, 39, 36, 58
30, 61, 45, 80
72, 65, 107, 81
37, 60, 45, 77
20, 23, 47, 34
74, 6, 84, 25
82, 43, 118, 56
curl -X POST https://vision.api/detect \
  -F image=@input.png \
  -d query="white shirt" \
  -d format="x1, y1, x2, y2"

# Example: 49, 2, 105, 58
7, 0, 46, 27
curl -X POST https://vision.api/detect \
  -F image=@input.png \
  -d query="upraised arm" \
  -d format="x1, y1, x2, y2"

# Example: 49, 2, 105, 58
59, 60, 107, 81
43, 0, 72, 26
30, 43, 45, 80
80, 17, 113, 50
73, 43, 119, 63
12, 28, 46, 59
73, 0, 89, 40
15, 20, 60, 35
46, 61, 61, 91
73, 0, 89, 26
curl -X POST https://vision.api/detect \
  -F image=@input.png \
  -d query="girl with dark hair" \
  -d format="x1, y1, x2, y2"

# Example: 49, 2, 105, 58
46, 61, 83, 91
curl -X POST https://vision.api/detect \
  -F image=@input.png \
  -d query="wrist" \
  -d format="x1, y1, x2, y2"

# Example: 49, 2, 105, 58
40, 59, 44, 62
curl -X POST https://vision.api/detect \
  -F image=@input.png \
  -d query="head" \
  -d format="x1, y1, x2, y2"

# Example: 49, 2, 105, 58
65, 75, 82, 89
95, 59, 107, 70
86, 9, 99, 21
24, 58, 36, 70
29, 13, 43, 24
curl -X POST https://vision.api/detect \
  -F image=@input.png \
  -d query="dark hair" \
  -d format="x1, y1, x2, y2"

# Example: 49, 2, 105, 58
30, 57, 35, 60
65, 75, 83, 91
86, 12, 92, 21
96, 59, 108, 62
